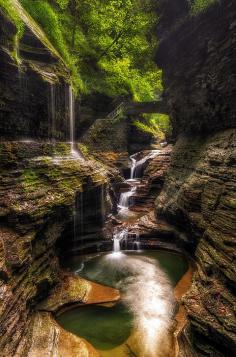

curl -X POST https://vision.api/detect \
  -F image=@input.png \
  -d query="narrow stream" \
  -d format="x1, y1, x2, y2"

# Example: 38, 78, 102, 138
115, 150, 161, 251
57, 149, 189, 357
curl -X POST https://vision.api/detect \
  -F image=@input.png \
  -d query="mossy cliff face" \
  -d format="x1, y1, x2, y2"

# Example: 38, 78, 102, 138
0, 142, 111, 356
0, 10, 72, 141
156, 1, 236, 355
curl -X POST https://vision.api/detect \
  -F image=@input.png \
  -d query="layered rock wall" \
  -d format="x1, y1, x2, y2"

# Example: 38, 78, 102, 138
0, 10, 72, 141
156, 0, 236, 136
0, 6, 114, 356
156, 0, 236, 355
0, 142, 110, 356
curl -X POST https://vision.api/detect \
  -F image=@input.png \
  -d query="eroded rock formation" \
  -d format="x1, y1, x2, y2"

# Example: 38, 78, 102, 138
0, 9, 71, 140
0, 7, 118, 356
0, 141, 113, 356
156, 1, 236, 355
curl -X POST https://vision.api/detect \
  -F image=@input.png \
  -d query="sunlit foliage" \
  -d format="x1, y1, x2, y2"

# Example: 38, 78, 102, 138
0, 0, 24, 62
134, 114, 171, 141
19, 0, 161, 100
190, 0, 219, 14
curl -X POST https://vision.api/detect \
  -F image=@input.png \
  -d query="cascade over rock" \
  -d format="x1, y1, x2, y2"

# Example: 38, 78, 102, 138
0, 141, 114, 356
0, 8, 119, 357
0, 0, 235, 356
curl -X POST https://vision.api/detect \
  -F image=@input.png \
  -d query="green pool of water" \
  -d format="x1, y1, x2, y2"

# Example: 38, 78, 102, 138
63, 250, 188, 287
57, 302, 133, 350
57, 250, 188, 353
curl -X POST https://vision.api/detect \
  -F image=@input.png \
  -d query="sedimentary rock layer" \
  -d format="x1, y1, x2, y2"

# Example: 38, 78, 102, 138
0, 142, 111, 356
0, 9, 70, 140
156, 130, 236, 355
155, 1, 236, 354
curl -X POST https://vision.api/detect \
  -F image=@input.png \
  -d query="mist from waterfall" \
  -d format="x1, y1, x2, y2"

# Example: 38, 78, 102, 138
99, 253, 176, 357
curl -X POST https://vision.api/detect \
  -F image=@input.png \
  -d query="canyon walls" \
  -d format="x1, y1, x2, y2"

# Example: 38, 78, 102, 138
0, 141, 110, 356
156, 0, 236, 355
0, 9, 72, 141
0, 7, 114, 356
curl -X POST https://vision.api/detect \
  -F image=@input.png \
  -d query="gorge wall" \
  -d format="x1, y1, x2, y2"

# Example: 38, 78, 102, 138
0, 8, 73, 141
0, 7, 116, 356
156, 1, 236, 355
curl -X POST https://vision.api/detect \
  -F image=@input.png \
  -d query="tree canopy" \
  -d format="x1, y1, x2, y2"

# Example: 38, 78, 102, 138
19, 0, 162, 100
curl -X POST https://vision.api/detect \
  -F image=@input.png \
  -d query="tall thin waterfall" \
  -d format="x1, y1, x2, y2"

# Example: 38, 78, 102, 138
101, 185, 106, 224
50, 84, 56, 141
19, 69, 27, 103
69, 85, 75, 155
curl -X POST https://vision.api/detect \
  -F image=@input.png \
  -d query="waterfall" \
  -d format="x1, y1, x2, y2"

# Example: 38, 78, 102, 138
50, 84, 56, 141
68, 86, 84, 160
19, 69, 27, 103
130, 150, 161, 179
113, 228, 128, 254
118, 185, 136, 211
114, 149, 162, 252
69, 85, 75, 155
101, 184, 106, 224
130, 155, 137, 179
131, 231, 141, 251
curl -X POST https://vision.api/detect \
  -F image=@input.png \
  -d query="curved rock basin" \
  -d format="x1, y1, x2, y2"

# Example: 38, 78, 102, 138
57, 250, 188, 357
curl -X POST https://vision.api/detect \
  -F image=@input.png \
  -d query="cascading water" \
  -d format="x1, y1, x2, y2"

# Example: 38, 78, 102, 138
130, 150, 161, 179
131, 231, 140, 250
101, 253, 175, 356
113, 228, 129, 255
130, 155, 137, 180
115, 150, 161, 251
118, 185, 136, 211
72, 191, 84, 248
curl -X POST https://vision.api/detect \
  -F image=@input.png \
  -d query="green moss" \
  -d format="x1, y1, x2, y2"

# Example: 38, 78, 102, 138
190, 0, 220, 14
52, 143, 70, 156
19, 0, 83, 93
78, 143, 91, 159
21, 168, 46, 193
0, 0, 25, 64
133, 113, 171, 140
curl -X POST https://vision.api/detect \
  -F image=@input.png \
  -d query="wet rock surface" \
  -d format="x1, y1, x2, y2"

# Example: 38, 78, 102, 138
39, 273, 120, 313
0, 10, 71, 141
0, 141, 114, 356
155, 130, 236, 356
156, 1, 236, 354
16, 311, 100, 357
156, 0, 236, 137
